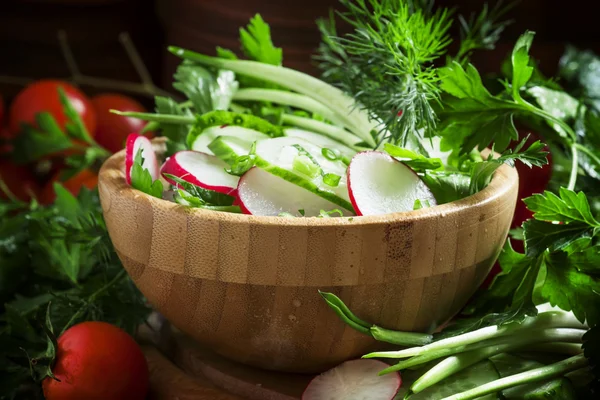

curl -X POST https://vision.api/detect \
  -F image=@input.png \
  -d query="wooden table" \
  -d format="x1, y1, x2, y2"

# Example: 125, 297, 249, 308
142, 322, 312, 400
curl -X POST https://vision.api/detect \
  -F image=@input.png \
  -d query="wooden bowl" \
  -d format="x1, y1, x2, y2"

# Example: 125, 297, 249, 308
98, 141, 518, 373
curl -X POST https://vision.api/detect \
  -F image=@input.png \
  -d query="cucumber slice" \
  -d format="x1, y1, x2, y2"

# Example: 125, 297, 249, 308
254, 137, 354, 212
283, 128, 357, 161
238, 167, 353, 217
208, 136, 254, 165
191, 125, 269, 154
396, 360, 499, 399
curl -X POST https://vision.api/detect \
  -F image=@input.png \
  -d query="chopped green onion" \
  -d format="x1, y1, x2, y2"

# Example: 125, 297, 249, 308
293, 155, 320, 178
323, 173, 341, 187
321, 147, 341, 161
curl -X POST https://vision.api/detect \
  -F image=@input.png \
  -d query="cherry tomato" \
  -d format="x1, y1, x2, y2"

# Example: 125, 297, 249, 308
92, 93, 152, 153
42, 321, 149, 400
7, 80, 97, 139
0, 161, 40, 202
40, 169, 98, 205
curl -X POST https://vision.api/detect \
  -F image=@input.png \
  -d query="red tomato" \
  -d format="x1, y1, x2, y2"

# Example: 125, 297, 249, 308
0, 161, 40, 202
92, 93, 152, 153
40, 169, 98, 205
7, 80, 97, 139
42, 321, 149, 400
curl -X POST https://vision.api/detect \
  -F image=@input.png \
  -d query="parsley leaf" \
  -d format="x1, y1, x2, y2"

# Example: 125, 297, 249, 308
469, 137, 548, 194
239, 14, 283, 66
437, 62, 519, 153
511, 30, 535, 100
154, 96, 191, 156
172, 62, 238, 114
523, 219, 593, 257
163, 174, 235, 206
465, 241, 542, 318
58, 87, 93, 143
559, 45, 600, 112
130, 148, 163, 199
12, 113, 72, 163
542, 251, 600, 326
524, 188, 600, 226
422, 172, 471, 204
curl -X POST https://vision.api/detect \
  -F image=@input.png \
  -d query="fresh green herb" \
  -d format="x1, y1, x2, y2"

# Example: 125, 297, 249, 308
413, 198, 432, 210
316, 0, 453, 145
469, 137, 548, 194
322, 173, 341, 187
130, 148, 163, 198
317, 209, 344, 218
321, 147, 341, 161
154, 96, 192, 155
173, 62, 238, 114
298, 209, 306, 216
422, 172, 471, 204
239, 14, 283, 66
384, 143, 443, 171
0, 187, 150, 398
163, 174, 235, 206
453, 1, 516, 65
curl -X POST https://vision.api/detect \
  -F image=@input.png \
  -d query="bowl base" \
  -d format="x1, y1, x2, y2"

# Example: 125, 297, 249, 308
158, 323, 311, 399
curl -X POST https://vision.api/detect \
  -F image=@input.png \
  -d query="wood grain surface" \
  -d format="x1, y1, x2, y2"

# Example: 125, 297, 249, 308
99, 142, 518, 373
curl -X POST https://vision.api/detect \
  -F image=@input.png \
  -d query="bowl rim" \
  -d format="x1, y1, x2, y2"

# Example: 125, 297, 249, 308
98, 139, 519, 228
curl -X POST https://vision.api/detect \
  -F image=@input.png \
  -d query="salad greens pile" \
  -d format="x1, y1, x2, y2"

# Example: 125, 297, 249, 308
116, 0, 598, 397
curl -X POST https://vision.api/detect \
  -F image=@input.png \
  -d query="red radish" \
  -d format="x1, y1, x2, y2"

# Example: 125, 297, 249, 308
237, 167, 351, 217
160, 151, 239, 196
347, 151, 437, 216
125, 133, 159, 185
302, 359, 401, 400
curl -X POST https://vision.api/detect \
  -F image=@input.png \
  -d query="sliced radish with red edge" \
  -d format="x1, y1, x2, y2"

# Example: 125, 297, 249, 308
302, 359, 401, 400
160, 151, 239, 196
237, 167, 352, 217
125, 133, 159, 185
348, 151, 437, 216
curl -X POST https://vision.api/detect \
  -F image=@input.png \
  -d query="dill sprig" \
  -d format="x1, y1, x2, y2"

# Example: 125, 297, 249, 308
316, 0, 453, 147
454, 0, 517, 65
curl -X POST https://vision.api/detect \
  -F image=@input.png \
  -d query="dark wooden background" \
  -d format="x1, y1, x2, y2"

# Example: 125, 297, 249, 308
1, 0, 599, 109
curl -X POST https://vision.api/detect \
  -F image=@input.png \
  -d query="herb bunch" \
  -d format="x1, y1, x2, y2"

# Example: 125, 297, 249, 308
0, 185, 151, 399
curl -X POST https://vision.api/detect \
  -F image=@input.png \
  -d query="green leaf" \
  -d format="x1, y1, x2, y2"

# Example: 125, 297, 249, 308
216, 46, 238, 60
568, 246, 600, 274
12, 113, 72, 163
422, 172, 471, 204
541, 251, 600, 326
559, 45, 600, 112
524, 188, 600, 226
468, 137, 548, 194
58, 87, 92, 143
511, 31, 535, 98
130, 148, 163, 199
523, 219, 593, 257
154, 96, 191, 155
465, 241, 542, 317
164, 174, 235, 206
172, 63, 238, 115
53, 183, 82, 227
439, 62, 495, 101
383, 143, 443, 171
239, 14, 283, 66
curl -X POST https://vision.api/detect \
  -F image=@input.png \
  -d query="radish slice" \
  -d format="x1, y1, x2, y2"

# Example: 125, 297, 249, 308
160, 151, 239, 195
348, 151, 437, 216
237, 167, 352, 217
125, 133, 159, 185
302, 359, 401, 400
